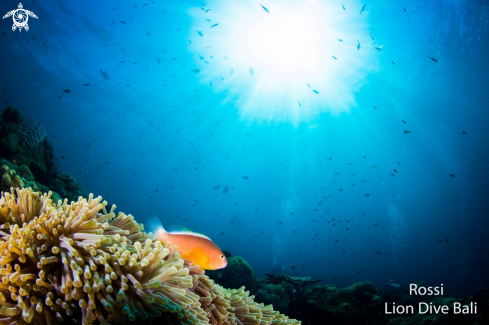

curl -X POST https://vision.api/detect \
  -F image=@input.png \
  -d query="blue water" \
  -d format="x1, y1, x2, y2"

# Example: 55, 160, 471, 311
1, 0, 488, 298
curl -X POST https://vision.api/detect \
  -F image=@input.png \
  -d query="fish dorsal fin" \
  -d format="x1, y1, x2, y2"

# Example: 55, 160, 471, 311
166, 224, 211, 240
145, 215, 165, 238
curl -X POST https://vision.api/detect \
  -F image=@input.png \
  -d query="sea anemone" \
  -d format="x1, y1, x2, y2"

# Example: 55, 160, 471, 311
0, 188, 300, 325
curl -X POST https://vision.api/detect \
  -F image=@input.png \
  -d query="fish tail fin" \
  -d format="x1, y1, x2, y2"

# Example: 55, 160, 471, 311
146, 215, 166, 238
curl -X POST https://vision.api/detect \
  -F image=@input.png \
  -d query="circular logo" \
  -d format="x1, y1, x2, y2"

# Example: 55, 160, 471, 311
13, 9, 28, 28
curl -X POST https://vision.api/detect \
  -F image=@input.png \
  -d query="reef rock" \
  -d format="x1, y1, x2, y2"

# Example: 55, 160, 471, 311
207, 256, 255, 290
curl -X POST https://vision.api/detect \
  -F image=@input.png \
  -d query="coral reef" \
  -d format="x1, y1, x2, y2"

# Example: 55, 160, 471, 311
0, 107, 86, 202
18, 117, 46, 148
0, 107, 54, 175
207, 256, 255, 290
0, 188, 300, 325
303, 281, 383, 325
0, 165, 24, 190
256, 284, 289, 314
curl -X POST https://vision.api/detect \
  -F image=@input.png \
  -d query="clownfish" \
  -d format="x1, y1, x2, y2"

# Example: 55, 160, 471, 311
146, 216, 227, 270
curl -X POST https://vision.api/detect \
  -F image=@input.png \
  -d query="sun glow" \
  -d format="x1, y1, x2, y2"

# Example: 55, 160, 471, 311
189, 0, 376, 124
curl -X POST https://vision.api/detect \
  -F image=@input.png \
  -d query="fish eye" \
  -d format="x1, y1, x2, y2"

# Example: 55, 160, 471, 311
220, 254, 224, 259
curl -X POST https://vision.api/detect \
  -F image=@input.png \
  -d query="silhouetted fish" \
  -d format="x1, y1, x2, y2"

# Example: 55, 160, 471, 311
260, 3, 270, 13
359, 4, 366, 14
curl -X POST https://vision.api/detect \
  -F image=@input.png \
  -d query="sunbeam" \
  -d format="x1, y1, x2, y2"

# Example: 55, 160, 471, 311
189, 0, 378, 125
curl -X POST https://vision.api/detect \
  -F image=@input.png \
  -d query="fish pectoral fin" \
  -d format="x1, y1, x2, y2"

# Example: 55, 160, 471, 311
185, 246, 209, 268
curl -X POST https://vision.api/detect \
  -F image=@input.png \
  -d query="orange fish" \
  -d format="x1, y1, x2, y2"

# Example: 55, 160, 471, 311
146, 216, 227, 270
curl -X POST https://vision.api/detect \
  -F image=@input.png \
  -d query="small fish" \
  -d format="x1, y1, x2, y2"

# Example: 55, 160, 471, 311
375, 250, 381, 255
99, 69, 109, 80
224, 56, 229, 59
449, 174, 456, 177
210, 23, 218, 28
177, 26, 181, 31
390, 173, 395, 176
291, 266, 297, 269
392, 60, 396, 65
328, 157, 333, 161
213, 184, 220, 190
120, 20, 125, 24
312, 90, 319, 94
397, 162, 401, 165
260, 3, 270, 13
199, 55, 204, 60
298, 101, 301, 107
249, 67, 254, 76
206, 9, 211, 13
199, 6, 205, 11
242, 175, 249, 180
403, 130, 411, 134
306, 83, 311, 88
393, 169, 398, 173
147, 216, 227, 270
132, 61, 138, 64
375, 45, 383, 50
188, 39, 192, 44
230, 69, 233, 75
84, 83, 90, 86
357, 40, 361, 50
58, 96, 61, 100
373, 105, 378, 109
337, 38, 343, 42
370, 33, 374, 40
191, 68, 200, 73
401, 4, 406, 12
462, 131, 466, 135
62, 89, 71, 93
197, 31, 203, 37
342, 3, 346, 10
444, 238, 449, 242
364, 193, 370, 197
363, 156, 367, 158
359, 4, 366, 14
120, 60, 125, 63
147, 32, 150, 36
110, 20, 114, 26
402, 120, 406, 123
370, 165, 377, 168
331, 55, 337, 60
142, 3, 148, 7
428, 56, 439, 62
